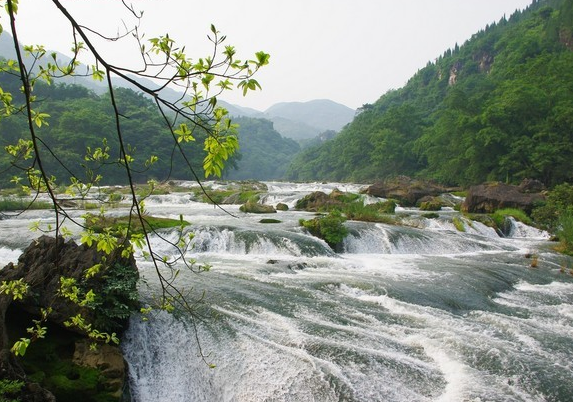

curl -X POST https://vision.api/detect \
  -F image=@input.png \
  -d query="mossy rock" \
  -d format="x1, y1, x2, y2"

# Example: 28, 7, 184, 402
239, 201, 276, 214
419, 200, 442, 211
276, 203, 289, 211
259, 218, 282, 224
7, 309, 124, 402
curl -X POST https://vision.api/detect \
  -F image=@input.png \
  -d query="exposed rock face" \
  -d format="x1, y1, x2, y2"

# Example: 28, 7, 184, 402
474, 51, 494, 73
239, 200, 277, 213
73, 340, 127, 399
0, 236, 137, 402
448, 61, 463, 86
364, 177, 447, 207
461, 181, 546, 214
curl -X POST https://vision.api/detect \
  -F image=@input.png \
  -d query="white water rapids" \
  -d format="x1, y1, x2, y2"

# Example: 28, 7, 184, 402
0, 181, 571, 402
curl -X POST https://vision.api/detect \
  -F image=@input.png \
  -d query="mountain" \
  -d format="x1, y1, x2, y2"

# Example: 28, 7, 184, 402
225, 117, 301, 180
264, 99, 355, 132
286, 0, 573, 187
220, 99, 355, 142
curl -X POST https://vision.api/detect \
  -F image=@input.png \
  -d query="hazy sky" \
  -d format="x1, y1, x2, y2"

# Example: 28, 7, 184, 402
13, 0, 533, 111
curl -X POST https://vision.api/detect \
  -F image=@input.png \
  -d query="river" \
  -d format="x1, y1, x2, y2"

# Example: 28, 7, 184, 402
1, 181, 572, 401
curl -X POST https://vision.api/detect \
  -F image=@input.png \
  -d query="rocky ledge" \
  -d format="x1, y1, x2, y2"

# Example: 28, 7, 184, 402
462, 179, 546, 214
0, 236, 138, 402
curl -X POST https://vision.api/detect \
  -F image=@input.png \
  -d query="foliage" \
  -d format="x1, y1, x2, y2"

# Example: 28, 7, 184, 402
532, 183, 573, 254
343, 201, 397, 222
82, 263, 140, 333
492, 208, 533, 228
285, 0, 573, 187
85, 214, 190, 236
299, 211, 348, 249
16, 321, 117, 402
0, 0, 268, 362
419, 200, 442, 211
532, 183, 573, 231
452, 216, 466, 232
0, 197, 52, 211
0, 379, 23, 402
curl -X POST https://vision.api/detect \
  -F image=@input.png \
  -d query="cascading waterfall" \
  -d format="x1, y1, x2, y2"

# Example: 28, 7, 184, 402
0, 181, 571, 402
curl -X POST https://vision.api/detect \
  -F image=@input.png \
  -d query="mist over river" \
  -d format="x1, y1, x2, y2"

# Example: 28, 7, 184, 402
1, 182, 571, 402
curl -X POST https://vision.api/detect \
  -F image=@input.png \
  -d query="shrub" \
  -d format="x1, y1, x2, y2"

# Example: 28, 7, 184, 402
492, 208, 532, 228
557, 210, 573, 255
82, 263, 140, 333
532, 183, 573, 232
0, 379, 24, 402
0, 197, 52, 211
419, 200, 442, 211
300, 211, 348, 249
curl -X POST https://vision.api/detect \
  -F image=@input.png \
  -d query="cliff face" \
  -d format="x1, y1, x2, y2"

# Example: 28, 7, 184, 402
0, 236, 138, 402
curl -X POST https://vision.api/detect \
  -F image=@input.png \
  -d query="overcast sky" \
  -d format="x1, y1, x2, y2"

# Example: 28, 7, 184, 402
13, 0, 532, 111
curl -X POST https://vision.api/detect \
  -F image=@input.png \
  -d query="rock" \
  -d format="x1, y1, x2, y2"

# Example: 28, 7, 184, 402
0, 236, 138, 401
518, 178, 545, 194
239, 201, 276, 214
364, 176, 447, 207
73, 340, 127, 398
276, 203, 289, 211
419, 198, 442, 211
0, 236, 137, 332
259, 219, 281, 224
462, 182, 545, 214
294, 191, 344, 211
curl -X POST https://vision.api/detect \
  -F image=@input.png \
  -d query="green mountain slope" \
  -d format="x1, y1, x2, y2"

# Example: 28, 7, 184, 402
0, 77, 301, 185
225, 118, 300, 180
286, 0, 573, 186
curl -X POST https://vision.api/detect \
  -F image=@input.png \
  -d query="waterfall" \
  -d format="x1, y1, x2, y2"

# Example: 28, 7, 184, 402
0, 181, 570, 402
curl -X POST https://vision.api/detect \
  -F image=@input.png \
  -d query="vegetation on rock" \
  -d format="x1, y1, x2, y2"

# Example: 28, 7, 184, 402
299, 211, 348, 250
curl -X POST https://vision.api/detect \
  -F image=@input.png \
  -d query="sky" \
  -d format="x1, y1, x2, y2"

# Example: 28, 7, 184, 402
12, 0, 533, 111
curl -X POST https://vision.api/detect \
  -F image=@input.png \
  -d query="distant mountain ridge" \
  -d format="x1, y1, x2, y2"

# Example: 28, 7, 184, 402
219, 99, 355, 142
264, 99, 355, 132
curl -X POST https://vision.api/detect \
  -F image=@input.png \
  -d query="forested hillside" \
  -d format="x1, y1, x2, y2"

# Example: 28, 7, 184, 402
223, 117, 300, 180
286, 0, 573, 187
0, 75, 297, 185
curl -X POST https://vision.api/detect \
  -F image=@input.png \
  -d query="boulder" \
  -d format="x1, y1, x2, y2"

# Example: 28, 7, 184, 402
0, 236, 137, 401
518, 178, 546, 193
276, 203, 289, 211
73, 340, 127, 399
364, 176, 447, 207
239, 201, 276, 214
461, 182, 545, 214
294, 191, 345, 211
419, 198, 442, 211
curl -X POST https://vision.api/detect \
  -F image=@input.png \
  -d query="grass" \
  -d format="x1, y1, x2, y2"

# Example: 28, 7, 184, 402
86, 214, 190, 235
452, 216, 466, 232
0, 197, 53, 211
492, 208, 532, 227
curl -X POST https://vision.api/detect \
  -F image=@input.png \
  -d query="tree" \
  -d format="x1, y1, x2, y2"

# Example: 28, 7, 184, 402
0, 0, 268, 357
